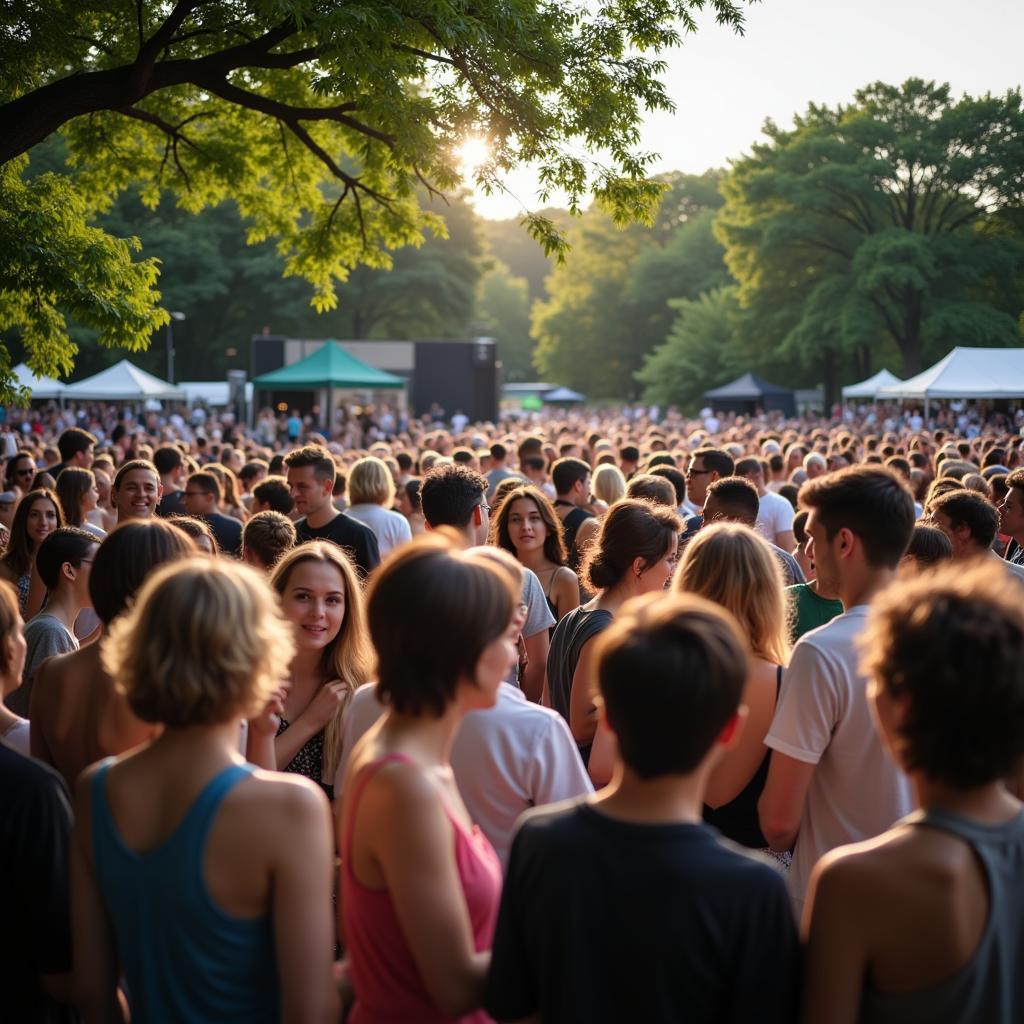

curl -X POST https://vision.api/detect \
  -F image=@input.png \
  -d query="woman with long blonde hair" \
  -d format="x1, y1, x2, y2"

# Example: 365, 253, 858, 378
673, 522, 790, 852
253, 541, 373, 800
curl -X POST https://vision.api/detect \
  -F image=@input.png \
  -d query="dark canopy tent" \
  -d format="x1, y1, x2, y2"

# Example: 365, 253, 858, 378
703, 372, 796, 417
252, 340, 405, 427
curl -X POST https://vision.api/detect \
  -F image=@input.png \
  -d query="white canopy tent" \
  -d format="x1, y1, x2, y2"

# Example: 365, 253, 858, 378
179, 381, 254, 407
841, 368, 902, 401
876, 347, 1024, 415
12, 362, 66, 400
62, 360, 185, 402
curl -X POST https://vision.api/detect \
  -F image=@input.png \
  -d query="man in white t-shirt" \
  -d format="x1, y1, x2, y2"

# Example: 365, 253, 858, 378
336, 681, 593, 866
736, 456, 795, 552
759, 465, 916, 919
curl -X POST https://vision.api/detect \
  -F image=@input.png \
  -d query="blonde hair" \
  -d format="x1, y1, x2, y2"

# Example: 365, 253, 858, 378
348, 456, 396, 507
104, 558, 294, 726
592, 463, 627, 506
270, 542, 374, 778
206, 463, 243, 510
673, 522, 789, 667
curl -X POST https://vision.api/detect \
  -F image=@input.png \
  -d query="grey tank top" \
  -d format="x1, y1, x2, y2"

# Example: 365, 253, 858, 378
860, 806, 1024, 1024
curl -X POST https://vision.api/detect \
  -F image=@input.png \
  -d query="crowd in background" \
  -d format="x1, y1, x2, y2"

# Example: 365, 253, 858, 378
3, 397, 1024, 1023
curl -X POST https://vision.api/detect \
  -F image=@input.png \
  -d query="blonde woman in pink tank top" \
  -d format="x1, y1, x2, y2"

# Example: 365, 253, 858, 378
338, 537, 522, 1023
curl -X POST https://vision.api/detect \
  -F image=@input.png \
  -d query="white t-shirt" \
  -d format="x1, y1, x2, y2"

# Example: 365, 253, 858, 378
336, 682, 593, 867
756, 489, 795, 544
764, 606, 913, 916
345, 503, 413, 557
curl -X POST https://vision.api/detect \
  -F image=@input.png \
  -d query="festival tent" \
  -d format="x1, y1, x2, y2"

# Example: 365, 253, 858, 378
252, 340, 405, 390
11, 363, 66, 400
61, 360, 185, 401
875, 347, 1024, 414
179, 381, 255, 407
841, 368, 902, 401
703, 372, 796, 417
543, 386, 586, 403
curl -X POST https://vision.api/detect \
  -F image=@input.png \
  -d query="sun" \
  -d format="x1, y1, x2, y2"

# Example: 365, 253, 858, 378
456, 136, 490, 175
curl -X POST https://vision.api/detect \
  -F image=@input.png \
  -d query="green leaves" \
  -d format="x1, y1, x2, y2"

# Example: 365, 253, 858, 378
0, 0, 752, 394
0, 157, 168, 405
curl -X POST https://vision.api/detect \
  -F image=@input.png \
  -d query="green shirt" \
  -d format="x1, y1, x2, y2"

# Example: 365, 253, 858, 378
786, 583, 844, 644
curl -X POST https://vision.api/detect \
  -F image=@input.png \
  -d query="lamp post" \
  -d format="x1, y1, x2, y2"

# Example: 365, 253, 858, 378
166, 311, 186, 383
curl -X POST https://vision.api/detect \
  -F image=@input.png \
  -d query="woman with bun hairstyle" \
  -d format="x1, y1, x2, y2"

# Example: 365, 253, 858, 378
673, 522, 790, 850
338, 534, 520, 1022
72, 558, 339, 1023
546, 498, 681, 770
256, 541, 373, 800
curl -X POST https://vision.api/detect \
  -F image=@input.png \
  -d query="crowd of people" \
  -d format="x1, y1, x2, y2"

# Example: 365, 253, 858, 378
3, 399, 1024, 1023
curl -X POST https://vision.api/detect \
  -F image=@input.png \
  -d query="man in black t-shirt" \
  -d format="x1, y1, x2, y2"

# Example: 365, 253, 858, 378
0, 745, 76, 1023
486, 593, 798, 1024
183, 470, 243, 556
284, 445, 380, 577
551, 457, 599, 570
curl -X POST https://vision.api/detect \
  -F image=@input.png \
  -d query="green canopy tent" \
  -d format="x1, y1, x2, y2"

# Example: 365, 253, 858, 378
252, 340, 405, 429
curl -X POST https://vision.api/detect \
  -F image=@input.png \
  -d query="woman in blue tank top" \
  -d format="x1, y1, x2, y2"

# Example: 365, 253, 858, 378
70, 557, 340, 1023
803, 564, 1024, 1024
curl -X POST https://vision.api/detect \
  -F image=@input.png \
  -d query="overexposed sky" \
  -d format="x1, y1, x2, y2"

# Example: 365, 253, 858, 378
467, 0, 1024, 220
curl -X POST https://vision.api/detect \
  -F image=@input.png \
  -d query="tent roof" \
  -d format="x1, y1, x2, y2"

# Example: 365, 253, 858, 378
704, 372, 794, 400
544, 386, 586, 403
876, 347, 1024, 400
841, 368, 902, 400
12, 363, 66, 400
252, 340, 404, 390
178, 381, 254, 406
62, 360, 184, 401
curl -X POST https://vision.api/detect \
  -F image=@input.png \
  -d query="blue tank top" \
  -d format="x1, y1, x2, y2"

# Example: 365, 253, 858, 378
91, 761, 280, 1023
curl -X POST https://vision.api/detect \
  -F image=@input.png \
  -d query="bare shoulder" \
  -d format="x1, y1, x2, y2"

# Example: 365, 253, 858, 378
237, 767, 330, 820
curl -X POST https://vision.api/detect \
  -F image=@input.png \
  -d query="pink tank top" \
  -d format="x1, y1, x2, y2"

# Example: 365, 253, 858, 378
342, 753, 502, 1024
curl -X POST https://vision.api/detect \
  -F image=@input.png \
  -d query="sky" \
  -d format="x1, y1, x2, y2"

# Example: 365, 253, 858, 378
465, 0, 1024, 220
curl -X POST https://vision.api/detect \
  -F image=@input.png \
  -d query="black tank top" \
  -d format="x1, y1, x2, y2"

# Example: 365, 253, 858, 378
702, 665, 782, 849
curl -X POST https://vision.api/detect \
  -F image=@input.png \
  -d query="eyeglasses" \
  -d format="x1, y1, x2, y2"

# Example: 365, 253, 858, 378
686, 467, 711, 477
15, 468, 34, 477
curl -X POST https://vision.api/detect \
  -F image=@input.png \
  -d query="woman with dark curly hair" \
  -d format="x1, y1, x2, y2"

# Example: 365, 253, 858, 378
803, 562, 1024, 1023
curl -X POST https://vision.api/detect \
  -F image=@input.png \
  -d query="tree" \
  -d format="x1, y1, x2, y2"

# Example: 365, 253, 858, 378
532, 171, 731, 396
0, 0, 750, 401
716, 79, 1024, 404
636, 286, 746, 409
473, 261, 534, 381
532, 210, 651, 396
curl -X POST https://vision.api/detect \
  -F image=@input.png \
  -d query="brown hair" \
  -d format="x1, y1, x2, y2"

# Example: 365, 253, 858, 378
0, 489, 64, 577
0, 580, 21, 677
367, 534, 518, 716
582, 499, 681, 592
489, 485, 567, 567
55, 467, 95, 527
89, 519, 196, 625
243, 510, 297, 569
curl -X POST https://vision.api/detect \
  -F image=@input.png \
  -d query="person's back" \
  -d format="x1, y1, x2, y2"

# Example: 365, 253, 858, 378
73, 558, 338, 1024
802, 562, 1024, 1024
767, 607, 913, 912
490, 800, 796, 1022
31, 643, 158, 788
487, 593, 798, 1024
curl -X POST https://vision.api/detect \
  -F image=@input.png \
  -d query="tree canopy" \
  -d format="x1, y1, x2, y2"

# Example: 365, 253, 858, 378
0, 0, 749, 401
716, 79, 1024, 404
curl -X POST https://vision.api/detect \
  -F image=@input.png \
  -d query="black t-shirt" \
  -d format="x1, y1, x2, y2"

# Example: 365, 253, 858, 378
156, 488, 186, 518
0, 745, 76, 1024
203, 511, 243, 557
486, 801, 799, 1024
295, 512, 381, 577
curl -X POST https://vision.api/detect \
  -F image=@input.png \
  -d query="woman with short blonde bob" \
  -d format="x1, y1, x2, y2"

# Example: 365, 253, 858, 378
253, 542, 373, 800
71, 559, 339, 1023
345, 455, 413, 556
673, 522, 790, 851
